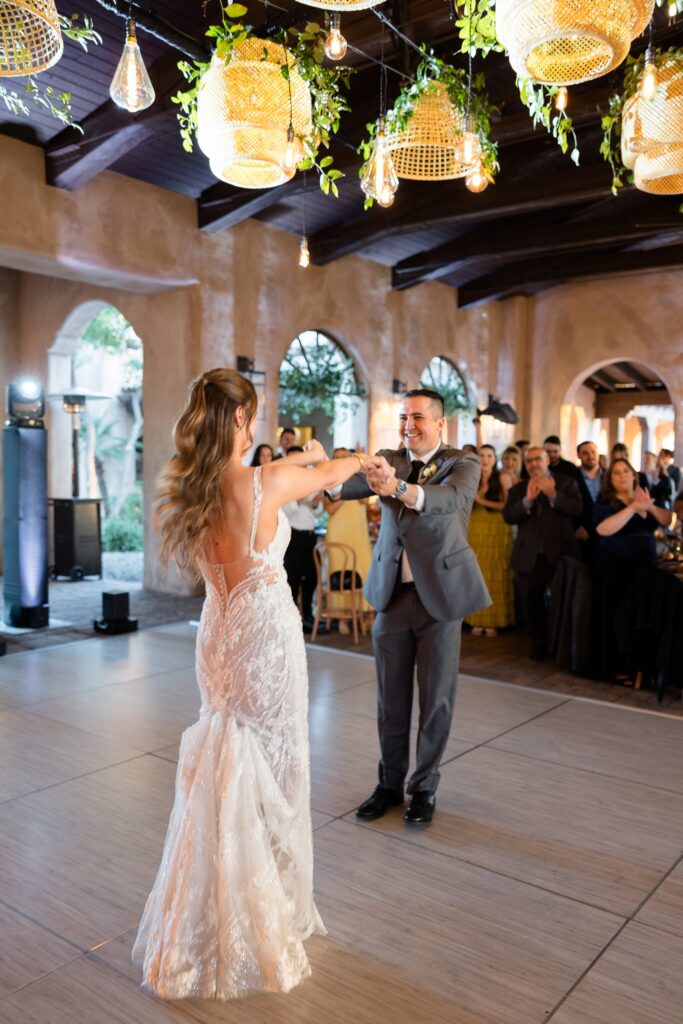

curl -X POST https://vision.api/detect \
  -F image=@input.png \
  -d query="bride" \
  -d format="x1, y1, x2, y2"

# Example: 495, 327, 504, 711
132, 368, 368, 1000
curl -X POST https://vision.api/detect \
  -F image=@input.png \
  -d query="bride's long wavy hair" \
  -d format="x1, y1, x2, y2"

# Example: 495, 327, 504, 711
156, 369, 257, 573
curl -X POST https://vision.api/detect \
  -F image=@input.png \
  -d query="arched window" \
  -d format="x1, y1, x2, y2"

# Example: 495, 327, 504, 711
279, 330, 367, 451
419, 357, 471, 418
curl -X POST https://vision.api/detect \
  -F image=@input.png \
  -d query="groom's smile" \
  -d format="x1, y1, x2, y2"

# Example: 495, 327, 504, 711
399, 395, 445, 457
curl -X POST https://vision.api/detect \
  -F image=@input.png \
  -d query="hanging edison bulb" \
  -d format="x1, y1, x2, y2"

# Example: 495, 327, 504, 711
555, 86, 568, 112
457, 115, 482, 170
324, 13, 347, 60
299, 236, 310, 267
465, 164, 488, 193
281, 124, 303, 174
361, 122, 399, 206
109, 18, 155, 113
640, 46, 658, 100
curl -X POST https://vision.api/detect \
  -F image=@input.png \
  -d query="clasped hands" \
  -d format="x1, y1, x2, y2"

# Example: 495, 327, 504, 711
302, 442, 402, 497
526, 475, 556, 503
630, 485, 655, 515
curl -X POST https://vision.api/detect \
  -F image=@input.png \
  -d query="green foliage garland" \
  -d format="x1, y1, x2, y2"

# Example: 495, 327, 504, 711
0, 12, 101, 130
173, 2, 351, 195
358, 52, 499, 208
600, 47, 683, 201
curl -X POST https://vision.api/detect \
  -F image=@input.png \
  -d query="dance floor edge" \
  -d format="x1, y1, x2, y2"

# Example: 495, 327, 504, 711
0, 623, 681, 1023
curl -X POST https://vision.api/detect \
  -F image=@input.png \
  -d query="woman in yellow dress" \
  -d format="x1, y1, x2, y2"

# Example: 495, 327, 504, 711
466, 445, 515, 636
324, 448, 373, 631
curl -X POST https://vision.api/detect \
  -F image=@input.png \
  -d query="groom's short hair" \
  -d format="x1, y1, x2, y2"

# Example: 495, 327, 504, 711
402, 388, 445, 417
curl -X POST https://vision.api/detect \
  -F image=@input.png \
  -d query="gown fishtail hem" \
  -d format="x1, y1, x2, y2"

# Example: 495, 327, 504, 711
132, 467, 325, 1000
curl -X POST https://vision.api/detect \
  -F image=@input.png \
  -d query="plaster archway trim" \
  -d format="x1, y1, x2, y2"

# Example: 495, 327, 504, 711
561, 356, 679, 411
277, 327, 371, 394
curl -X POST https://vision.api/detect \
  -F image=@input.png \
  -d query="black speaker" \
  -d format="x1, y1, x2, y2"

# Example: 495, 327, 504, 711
3, 425, 49, 628
93, 589, 137, 635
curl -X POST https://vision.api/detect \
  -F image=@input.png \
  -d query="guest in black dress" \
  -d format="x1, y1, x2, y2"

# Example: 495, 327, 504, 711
594, 458, 672, 682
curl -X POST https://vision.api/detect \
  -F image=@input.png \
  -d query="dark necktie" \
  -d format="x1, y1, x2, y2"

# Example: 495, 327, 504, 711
407, 459, 424, 485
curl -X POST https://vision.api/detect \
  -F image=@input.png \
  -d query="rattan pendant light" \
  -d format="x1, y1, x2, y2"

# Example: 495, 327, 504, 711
197, 38, 312, 190
385, 82, 479, 181
621, 57, 683, 193
496, 0, 655, 86
0, 0, 63, 76
295, 1, 384, 10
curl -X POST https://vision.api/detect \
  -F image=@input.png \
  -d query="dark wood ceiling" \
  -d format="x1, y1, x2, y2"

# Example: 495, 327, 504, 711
2, 0, 683, 306
585, 361, 668, 394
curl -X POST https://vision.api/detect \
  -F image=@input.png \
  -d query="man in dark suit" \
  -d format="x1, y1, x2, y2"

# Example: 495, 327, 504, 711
544, 435, 582, 482
332, 389, 490, 824
503, 447, 582, 660
658, 449, 681, 495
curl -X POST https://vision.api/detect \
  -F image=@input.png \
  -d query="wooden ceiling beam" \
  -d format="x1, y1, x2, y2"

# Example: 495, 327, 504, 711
391, 197, 683, 289
45, 53, 194, 190
309, 161, 614, 265
456, 243, 683, 308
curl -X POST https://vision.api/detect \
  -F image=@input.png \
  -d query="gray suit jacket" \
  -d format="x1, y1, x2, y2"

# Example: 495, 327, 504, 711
339, 445, 491, 622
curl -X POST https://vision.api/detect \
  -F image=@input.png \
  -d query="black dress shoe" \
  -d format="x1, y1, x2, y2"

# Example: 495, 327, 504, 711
356, 786, 404, 820
403, 792, 435, 824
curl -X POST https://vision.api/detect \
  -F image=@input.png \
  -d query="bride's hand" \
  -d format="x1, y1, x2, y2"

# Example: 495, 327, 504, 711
303, 439, 327, 465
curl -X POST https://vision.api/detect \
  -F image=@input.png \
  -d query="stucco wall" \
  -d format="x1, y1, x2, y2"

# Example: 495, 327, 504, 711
0, 135, 681, 593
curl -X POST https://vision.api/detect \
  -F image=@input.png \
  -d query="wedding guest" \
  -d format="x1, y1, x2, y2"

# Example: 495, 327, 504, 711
658, 448, 681, 494
462, 443, 478, 455
594, 458, 672, 682
282, 446, 324, 633
502, 445, 522, 487
515, 438, 531, 479
276, 427, 298, 458
575, 440, 603, 558
642, 451, 673, 508
544, 435, 581, 481
504, 447, 582, 659
250, 443, 274, 467
611, 442, 647, 487
324, 447, 373, 631
466, 445, 514, 636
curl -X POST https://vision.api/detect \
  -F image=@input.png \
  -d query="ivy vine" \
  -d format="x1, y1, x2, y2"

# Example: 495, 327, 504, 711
173, 2, 351, 195
358, 51, 500, 208
0, 13, 101, 130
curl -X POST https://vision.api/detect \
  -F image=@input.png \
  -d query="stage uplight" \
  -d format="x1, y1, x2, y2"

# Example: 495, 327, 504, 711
7, 378, 45, 424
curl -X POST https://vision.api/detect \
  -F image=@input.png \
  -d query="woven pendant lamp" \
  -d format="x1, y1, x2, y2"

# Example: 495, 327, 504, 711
385, 83, 479, 181
197, 39, 312, 190
622, 57, 683, 194
295, 1, 384, 10
496, 0, 655, 86
0, 0, 63, 76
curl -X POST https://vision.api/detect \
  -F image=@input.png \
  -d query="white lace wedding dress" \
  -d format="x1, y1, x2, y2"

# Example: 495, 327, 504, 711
132, 467, 325, 999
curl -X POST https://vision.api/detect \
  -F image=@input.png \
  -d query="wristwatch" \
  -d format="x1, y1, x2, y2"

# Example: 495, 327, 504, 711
393, 479, 408, 499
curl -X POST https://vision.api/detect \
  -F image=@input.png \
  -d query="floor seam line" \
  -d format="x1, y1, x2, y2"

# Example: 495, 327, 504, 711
483, 742, 683, 797
542, 851, 683, 1022
0, 897, 86, 954
334, 818, 629, 920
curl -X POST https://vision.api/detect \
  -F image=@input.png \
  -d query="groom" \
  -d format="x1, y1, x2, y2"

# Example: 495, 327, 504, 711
333, 389, 490, 823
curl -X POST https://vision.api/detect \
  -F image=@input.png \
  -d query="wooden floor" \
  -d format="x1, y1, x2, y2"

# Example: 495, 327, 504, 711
0, 624, 681, 1023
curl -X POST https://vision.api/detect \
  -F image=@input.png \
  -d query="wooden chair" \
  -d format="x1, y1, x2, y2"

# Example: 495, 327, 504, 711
312, 541, 365, 644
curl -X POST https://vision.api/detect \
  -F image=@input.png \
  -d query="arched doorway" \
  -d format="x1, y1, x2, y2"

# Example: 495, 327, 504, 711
278, 330, 368, 452
419, 356, 475, 447
48, 303, 144, 579
561, 359, 674, 470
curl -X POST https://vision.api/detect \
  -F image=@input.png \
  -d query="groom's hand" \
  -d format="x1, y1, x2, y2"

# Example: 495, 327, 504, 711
366, 457, 398, 497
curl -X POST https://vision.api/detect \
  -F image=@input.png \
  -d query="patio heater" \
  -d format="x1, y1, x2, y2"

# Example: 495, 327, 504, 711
48, 388, 113, 580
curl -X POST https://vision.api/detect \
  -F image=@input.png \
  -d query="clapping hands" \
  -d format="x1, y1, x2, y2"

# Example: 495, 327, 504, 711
631, 486, 654, 514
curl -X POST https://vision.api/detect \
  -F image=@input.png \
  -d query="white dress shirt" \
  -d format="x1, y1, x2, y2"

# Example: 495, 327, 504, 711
400, 444, 441, 581
282, 495, 323, 531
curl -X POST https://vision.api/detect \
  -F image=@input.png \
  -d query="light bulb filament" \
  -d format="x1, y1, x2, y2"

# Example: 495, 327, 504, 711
640, 48, 658, 101
324, 13, 347, 61
299, 237, 310, 268
555, 86, 568, 112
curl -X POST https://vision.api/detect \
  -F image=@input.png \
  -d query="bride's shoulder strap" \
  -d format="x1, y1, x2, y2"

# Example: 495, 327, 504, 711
249, 466, 262, 555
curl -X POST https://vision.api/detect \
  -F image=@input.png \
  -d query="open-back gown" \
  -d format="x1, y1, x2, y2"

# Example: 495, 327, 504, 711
132, 467, 325, 999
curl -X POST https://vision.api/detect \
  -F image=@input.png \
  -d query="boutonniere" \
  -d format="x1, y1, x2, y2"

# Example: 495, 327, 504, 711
418, 462, 439, 484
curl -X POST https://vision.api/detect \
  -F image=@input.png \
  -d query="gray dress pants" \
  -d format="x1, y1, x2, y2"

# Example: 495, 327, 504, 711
372, 583, 462, 795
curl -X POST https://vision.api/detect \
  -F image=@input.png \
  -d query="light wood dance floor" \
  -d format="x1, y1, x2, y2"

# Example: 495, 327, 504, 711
0, 623, 681, 1023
